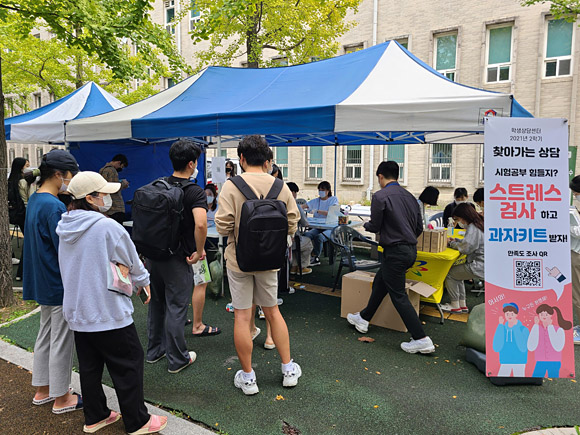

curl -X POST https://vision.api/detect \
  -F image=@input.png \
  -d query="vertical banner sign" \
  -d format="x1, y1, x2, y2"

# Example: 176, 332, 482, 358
484, 118, 575, 379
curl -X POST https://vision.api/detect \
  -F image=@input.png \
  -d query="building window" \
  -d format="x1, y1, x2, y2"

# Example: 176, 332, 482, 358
271, 57, 288, 67
167, 78, 176, 88
344, 43, 363, 54
36, 147, 44, 166
22, 147, 29, 161
220, 150, 227, 158
434, 33, 457, 81
190, 1, 201, 31
307, 147, 323, 180
33, 33, 40, 39
344, 145, 362, 181
486, 25, 512, 83
275, 147, 289, 179
9, 148, 15, 163
385, 144, 405, 183
396, 38, 408, 50
34, 94, 42, 109
544, 18, 573, 77
428, 144, 452, 183
165, 0, 175, 34
479, 144, 485, 184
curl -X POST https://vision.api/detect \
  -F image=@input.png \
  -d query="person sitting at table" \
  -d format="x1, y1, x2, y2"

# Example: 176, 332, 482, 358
441, 203, 485, 314
417, 186, 439, 229
442, 187, 475, 228
287, 182, 313, 275
473, 187, 484, 214
302, 181, 339, 266
205, 183, 218, 226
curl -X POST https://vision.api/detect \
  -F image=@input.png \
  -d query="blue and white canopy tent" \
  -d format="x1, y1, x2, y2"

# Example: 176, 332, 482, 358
5, 81, 125, 144
65, 41, 532, 195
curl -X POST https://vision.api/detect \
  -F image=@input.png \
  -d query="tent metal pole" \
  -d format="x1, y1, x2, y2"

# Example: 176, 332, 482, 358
333, 143, 338, 196
217, 135, 225, 298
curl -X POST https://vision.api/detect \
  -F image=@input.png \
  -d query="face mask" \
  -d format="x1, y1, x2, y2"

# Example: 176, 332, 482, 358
190, 168, 198, 181
206, 196, 214, 204
457, 221, 466, 229
319, 191, 326, 199
96, 194, 112, 213
267, 167, 273, 175
59, 176, 71, 193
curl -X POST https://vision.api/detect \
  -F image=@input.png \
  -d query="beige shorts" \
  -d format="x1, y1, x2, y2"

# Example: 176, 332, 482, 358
227, 268, 278, 310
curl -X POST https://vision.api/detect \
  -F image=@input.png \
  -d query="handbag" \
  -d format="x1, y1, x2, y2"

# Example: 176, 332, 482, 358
107, 262, 133, 298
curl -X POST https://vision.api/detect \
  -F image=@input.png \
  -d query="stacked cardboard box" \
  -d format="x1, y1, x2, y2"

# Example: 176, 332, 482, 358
416, 229, 447, 253
340, 271, 437, 332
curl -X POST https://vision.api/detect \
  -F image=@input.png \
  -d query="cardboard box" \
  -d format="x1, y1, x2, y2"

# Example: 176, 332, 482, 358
417, 229, 446, 253
340, 271, 437, 332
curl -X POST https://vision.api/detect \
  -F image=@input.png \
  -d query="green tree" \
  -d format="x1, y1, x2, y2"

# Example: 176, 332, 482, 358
189, 0, 361, 69
521, 0, 580, 18
0, 0, 190, 307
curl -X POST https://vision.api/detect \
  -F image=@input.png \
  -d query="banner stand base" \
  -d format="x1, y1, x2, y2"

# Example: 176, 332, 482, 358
465, 348, 543, 386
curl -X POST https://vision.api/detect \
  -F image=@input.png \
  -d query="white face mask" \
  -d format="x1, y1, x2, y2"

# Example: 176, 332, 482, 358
97, 194, 112, 213
206, 195, 214, 204
190, 168, 198, 181
59, 176, 71, 193
457, 221, 466, 229
319, 190, 326, 199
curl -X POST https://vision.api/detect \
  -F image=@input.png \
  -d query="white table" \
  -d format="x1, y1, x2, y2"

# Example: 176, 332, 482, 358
348, 204, 371, 219
307, 217, 363, 231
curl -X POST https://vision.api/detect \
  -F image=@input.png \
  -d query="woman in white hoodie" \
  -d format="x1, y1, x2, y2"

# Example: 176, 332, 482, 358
57, 172, 167, 435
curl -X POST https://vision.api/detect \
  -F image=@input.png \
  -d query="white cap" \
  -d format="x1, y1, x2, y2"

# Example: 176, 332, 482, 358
67, 171, 120, 199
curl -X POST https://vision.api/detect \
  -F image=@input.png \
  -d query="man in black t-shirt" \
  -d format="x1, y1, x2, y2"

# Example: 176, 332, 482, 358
146, 140, 220, 375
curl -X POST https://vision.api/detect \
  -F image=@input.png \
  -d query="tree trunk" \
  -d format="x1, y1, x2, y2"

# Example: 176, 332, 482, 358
245, 4, 261, 68
0, 56, 15, 308
75, 53, 83, 89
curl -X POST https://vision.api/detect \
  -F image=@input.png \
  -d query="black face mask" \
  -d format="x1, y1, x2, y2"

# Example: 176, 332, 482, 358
225, 167, 232, 174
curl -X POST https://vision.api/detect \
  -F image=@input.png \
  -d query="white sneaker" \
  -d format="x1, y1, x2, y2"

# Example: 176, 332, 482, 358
347, 312, 369, 334
234, 370, 259, 395
277, 298, 283, 306
11, 258, 20, 265
400, 336, 436, 354
573, 326, 580, 346
251, 327, 261, 341
282, 362, 302, 387
167, 351, 197, 373
258, 307, 265, 319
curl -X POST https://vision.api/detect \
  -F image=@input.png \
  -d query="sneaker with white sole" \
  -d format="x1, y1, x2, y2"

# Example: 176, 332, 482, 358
168, 351, 197, 373
400, 336, 436, 354
277, 298, 283, 306
309, 257, 321, 266
11, 258, 20, 265
226, 302, 235, 313
282, 362, 302, 387
573, 326, 580, 346
234, 370, 259, 395
146, 353, 166, 364
258, 307, 265, 319
347, 312, 369, 334
251, 327, 261, 341
439, 303, 463, 313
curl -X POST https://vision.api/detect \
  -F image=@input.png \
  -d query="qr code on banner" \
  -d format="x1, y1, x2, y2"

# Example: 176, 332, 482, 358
514, 259, 543, 288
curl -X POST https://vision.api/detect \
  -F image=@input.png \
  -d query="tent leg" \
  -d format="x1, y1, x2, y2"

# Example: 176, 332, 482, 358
333, 144, 337, 196
217, 136, 225, 298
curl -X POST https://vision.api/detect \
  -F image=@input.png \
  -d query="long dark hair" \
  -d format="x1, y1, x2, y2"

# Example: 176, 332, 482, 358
318, 181, 332, 197
452, 202, 484, 232
536, 304, 572, 330
205, 183, 217, 211
8, 158, 27, 186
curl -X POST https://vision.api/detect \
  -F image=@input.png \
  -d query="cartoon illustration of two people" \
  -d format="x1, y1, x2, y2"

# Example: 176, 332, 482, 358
493, 302, 572, 377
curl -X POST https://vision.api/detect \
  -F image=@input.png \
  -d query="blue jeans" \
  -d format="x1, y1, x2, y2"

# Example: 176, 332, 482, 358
304, 228, 331, 257
532, 361, 561, 377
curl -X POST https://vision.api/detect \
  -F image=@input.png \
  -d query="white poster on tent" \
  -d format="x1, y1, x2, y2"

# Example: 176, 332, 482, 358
211, 157, 227, 184
484, 117, 574, 379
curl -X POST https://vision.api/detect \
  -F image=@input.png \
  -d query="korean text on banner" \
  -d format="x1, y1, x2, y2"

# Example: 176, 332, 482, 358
484, 117, 574, 379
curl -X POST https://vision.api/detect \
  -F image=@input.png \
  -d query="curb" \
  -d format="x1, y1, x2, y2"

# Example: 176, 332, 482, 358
0, 306, 40, 329
0, 322, 213, 435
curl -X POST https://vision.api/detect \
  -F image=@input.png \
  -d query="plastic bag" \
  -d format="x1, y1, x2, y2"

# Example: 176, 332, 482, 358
459, 303, 486, 352
207, 251, 223, 298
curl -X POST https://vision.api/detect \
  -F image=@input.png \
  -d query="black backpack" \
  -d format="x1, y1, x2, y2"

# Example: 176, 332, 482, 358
7, 180, 25, 225
131, 178, 190, 261
230, 176, 288, 272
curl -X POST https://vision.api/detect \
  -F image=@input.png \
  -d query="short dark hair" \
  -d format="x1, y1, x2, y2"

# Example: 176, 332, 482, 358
419, 186, 440, 206
112, 154, 128, 167
570, 175, 580, 193
317, 181, 332, 197
503, 305, 518, 314
169, 139, 202, 171
473, 188, 484, 203
454, 187, 468, 199
287, 182, 299, 193
237, 135, 271, 166
376, 161, 399, 181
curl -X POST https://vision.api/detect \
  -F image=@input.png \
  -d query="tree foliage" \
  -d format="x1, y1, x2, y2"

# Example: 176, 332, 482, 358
189, 0, 361, 69
521, 0, 580, 19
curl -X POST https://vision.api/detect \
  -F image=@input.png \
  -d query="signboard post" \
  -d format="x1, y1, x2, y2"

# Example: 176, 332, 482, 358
484, 117, 575, 379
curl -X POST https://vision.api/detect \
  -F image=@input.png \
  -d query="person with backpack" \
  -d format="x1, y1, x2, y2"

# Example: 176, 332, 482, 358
132, 139, 218, 374
215, 135, 302, 395
8, 157, 29, 279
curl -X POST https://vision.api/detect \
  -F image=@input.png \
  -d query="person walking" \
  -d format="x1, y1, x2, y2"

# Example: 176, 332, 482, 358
99, 154, 130, 224
57, 171, 167, 434
346, 161, 435, 354
216, 135, 302, 395
22, 149, 83, 413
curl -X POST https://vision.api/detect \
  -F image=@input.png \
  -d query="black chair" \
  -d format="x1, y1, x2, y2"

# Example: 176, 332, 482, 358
329, 225, 381, 292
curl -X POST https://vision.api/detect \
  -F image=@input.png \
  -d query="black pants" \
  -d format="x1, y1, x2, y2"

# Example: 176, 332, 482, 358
74, 324, 149, 433
360, 244, 426, 340
146, 256, 193, 371
14, 217, 25, 279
